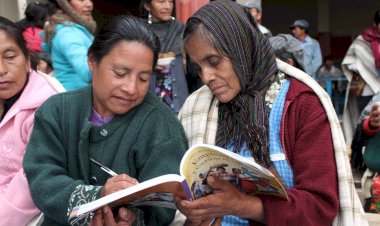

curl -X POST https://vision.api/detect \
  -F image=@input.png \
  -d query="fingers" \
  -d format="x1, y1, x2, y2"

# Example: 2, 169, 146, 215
206, 176, 232, 191
102, 174, 138, 197
370, 107, 380, 128
101, 206, 118, 225
116, 207, 135, 226
212, 217, 222, 226
89, 209, 103, 226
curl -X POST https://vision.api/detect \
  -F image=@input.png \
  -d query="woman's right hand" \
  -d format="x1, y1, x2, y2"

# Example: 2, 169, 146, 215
101, 174, 138, 197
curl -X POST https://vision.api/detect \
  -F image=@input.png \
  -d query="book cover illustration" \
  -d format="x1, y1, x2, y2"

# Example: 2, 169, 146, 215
181, 144, 288, 200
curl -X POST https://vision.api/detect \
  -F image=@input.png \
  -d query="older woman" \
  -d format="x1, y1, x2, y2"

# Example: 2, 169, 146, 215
0, 16, 59, 225
24, 15, 188, 226
174, 1, 366, 226
43, 0, 96, 91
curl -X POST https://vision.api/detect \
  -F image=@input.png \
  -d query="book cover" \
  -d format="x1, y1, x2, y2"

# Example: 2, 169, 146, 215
181, 144, 287, 200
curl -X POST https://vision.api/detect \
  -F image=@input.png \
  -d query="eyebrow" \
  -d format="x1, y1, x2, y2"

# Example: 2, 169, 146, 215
112, 64, 152, 75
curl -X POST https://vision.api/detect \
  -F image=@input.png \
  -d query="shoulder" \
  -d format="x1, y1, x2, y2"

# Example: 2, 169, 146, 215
286, 78, 325, 117
309, 36, 320, 46
186, 86, 212, 104
141, 92, 178, 122
54, 23, 92, 43
135, 93, 185, 136
36, 87, 90, 115
16, 71, 60, 109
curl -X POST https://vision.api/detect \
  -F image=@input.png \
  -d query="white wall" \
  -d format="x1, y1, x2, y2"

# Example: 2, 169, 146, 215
0, 0, 20, 21
0, 0, 47, 22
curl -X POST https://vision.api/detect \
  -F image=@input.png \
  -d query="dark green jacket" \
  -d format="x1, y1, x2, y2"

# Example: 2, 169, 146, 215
23, 87, 188, 225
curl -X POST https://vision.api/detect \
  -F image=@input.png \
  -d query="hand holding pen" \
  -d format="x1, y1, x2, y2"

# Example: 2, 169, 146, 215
89, 158, 139, 197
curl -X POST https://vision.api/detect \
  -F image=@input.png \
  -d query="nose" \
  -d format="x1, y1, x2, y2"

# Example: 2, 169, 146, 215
199, 67, 215, 86
85, 0, 93, 9
0, 60, 7, 76
121, 76, 138, 95
163, 0, 171, 9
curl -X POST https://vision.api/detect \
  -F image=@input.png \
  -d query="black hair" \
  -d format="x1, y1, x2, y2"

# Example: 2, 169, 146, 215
0, 16, 35, 69
139, 0, 152, 18
374, 9, 380, 25
46, 1, 60, 16
37, 52, 53, 69
17, 2, 48, 31
323, 55, 332, 62
88, 15, 160, 68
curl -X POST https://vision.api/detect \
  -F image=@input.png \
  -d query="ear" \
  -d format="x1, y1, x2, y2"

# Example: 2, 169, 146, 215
88, 55, 95, 73
26, 57, 31, 72
144, 3, 151, 12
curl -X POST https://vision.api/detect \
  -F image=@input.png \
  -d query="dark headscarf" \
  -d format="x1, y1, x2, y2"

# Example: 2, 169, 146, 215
189, 0, 277, 167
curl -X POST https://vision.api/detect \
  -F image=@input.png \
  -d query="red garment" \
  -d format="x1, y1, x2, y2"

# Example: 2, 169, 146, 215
259, 78, 339, 225
362, 116, 380, 136
22, 27, 43, 52
370, 175, 380, 213
362, 27, 380, 68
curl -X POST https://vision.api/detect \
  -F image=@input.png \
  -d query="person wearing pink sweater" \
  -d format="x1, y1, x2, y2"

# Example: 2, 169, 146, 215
0, 16, 59, 225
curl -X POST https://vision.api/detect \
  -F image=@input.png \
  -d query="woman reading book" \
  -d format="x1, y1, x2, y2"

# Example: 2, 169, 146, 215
174, 1, 366, 225
23, 15, 188, 225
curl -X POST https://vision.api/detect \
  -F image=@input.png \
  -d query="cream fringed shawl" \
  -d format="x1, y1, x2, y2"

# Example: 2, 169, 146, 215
173, 59, 367, 226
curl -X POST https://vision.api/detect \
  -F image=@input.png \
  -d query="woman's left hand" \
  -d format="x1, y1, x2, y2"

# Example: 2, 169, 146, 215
369, 103, 380, 129
90, 206, 135, 226
175, 176, 264, 223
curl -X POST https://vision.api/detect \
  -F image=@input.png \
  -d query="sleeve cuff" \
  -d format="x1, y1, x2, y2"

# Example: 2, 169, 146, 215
362, 117, 380, 137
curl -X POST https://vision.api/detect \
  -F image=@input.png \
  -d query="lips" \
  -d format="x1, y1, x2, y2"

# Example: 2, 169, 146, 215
0, 81, 12, 89
210, 84, 225, 95
113, 95, 133, 104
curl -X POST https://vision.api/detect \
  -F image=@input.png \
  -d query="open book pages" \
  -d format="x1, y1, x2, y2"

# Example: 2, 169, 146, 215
70, 174, 191, 219
70, 144, 287, 221
181, 144, 288, 200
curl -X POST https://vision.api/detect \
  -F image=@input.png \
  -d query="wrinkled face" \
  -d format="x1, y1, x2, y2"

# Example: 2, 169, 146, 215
291, 27, 305, 39
145, 0, 174, 22
186, 35, 241, 103
0, 30, 30, 102
70, 0, 93, 21
90, 41, 153, 117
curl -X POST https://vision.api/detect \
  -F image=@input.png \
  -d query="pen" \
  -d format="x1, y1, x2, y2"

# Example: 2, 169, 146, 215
90, 158, 118, 177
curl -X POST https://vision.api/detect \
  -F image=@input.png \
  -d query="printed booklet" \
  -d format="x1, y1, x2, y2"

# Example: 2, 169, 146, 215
70, 144, 287, 220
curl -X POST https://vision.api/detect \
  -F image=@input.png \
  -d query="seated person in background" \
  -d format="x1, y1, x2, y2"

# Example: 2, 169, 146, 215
174, 1, 366, 225
23, 15, 188, 226
317, 55, 344, 78
0, 16, 59, 226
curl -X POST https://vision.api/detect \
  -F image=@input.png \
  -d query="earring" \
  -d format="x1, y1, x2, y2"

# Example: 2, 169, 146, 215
171, 16, 175, 21
148, 13, 152, 24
